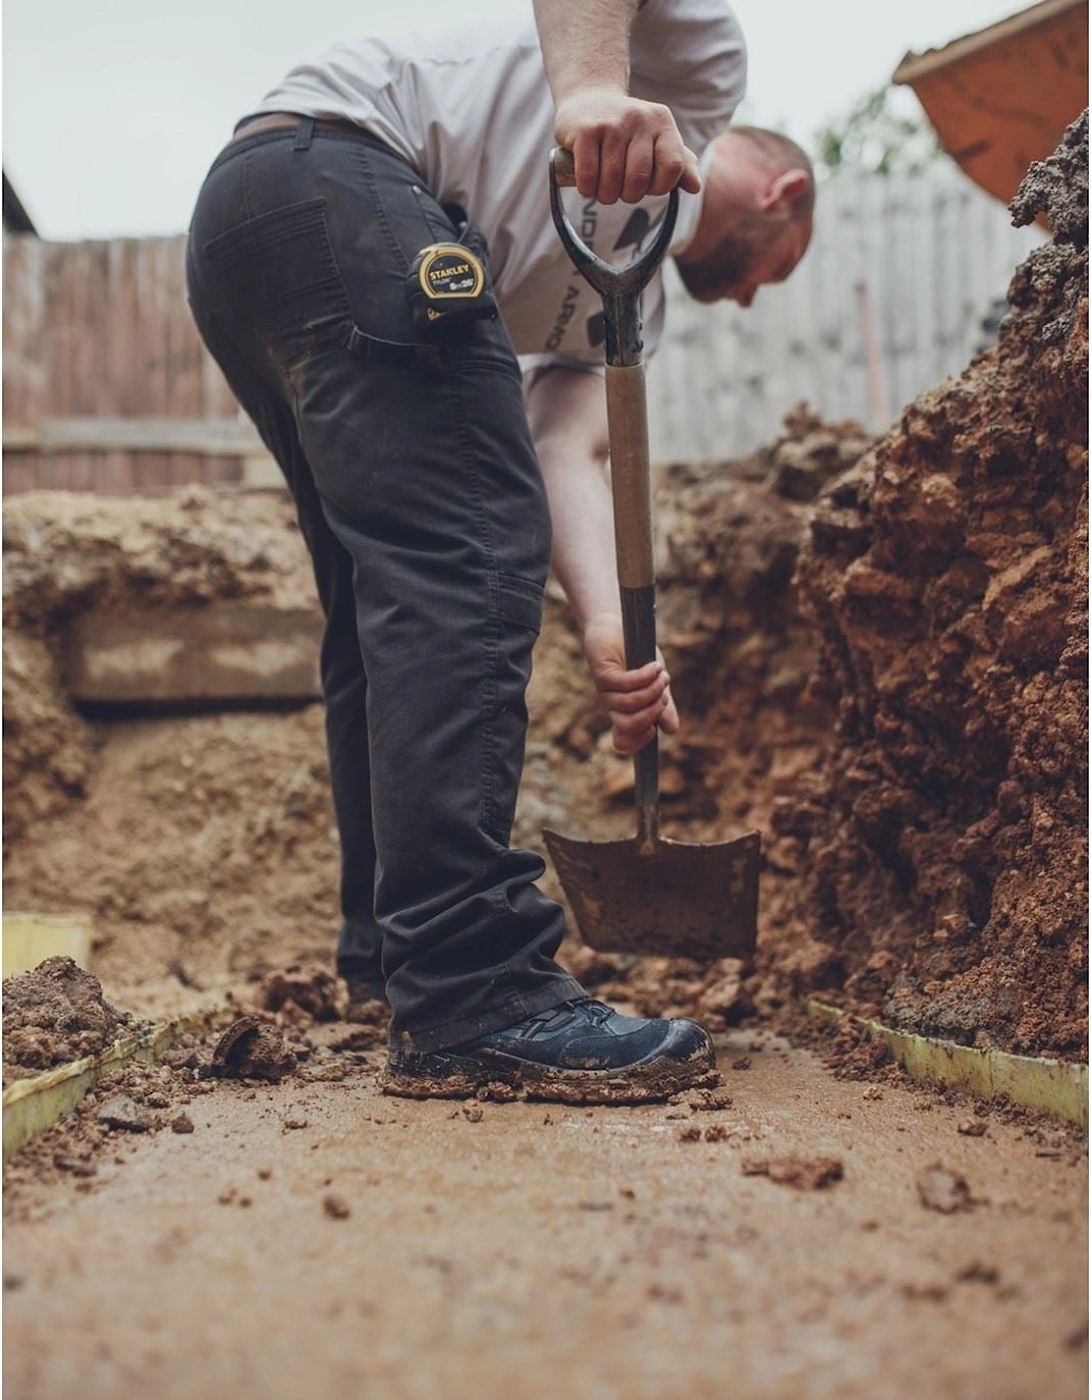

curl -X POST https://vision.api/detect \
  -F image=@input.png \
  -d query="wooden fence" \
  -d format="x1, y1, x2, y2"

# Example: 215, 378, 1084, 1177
2, 168, 1043, 494
2, 236, 259, 495
646, 167, 1044, 459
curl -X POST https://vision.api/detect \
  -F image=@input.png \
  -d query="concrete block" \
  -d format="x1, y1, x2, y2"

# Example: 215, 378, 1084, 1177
63, 603, 323, 704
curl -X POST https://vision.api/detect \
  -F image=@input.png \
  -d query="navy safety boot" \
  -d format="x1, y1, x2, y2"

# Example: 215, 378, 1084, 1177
381, 998, 718, 1104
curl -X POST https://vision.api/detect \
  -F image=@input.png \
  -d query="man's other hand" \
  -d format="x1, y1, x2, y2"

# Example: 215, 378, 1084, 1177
554, 88, 700, 205
583, 612, 679, 754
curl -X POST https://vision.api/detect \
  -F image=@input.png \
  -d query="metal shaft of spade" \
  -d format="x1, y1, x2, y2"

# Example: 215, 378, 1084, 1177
547, 149, 679, 856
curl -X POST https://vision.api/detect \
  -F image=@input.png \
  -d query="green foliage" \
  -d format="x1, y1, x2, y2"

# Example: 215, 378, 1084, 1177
815, 86, 943, 177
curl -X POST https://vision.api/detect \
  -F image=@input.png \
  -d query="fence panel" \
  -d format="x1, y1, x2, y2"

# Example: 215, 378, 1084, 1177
3, 168, 1045, 494
646, 167, 1043, 461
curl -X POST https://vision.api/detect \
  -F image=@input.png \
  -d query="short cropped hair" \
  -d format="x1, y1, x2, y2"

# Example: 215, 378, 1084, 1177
732, 126, 816, 221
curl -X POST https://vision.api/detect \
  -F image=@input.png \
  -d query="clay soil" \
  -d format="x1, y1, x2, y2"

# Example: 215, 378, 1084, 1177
3, 957, 136, 1083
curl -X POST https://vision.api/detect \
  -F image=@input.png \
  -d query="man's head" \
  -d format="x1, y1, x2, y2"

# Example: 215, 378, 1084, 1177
675, 126, 814, 307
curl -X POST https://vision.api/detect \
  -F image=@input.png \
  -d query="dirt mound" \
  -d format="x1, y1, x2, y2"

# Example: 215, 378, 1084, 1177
3, 957, 134, 1081
2, 488, 316, 844
254, 965, 345, 1023
779, 112, 1089, 1055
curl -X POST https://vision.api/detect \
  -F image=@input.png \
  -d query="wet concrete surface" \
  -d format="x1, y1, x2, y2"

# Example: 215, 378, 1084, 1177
3, 1033, 1086, 1400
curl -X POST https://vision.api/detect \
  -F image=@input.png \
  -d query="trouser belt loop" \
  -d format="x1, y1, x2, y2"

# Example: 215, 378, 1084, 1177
293, 116, 315, 152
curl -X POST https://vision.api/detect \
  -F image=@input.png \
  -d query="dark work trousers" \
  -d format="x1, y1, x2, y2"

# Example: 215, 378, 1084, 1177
185, 119, 582, 1051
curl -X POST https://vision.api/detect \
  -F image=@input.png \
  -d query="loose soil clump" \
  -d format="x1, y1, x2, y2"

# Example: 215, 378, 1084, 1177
3, 957, 135, 1083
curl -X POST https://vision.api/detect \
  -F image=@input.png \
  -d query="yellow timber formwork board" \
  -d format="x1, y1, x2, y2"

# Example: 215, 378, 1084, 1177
804, 998, 1088, 1128
2, 1007, 234, 1163
3, 913, 94, 977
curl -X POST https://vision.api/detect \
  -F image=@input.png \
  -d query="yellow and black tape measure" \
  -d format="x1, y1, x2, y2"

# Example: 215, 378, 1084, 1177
406, 242, 496, 332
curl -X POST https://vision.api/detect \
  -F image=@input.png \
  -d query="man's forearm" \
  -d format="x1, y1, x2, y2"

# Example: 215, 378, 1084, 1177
525, 369, 620, 631
532, 0, 638, 106
526, 367, 679, 751
541, 447, 620, 633
531, 0, 697, 203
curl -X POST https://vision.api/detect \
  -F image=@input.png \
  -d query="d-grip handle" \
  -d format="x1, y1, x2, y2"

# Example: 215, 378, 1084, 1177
547, 148, 679, 342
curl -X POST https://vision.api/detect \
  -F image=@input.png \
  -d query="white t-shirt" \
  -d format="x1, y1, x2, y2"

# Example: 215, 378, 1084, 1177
253, 0, 746, 369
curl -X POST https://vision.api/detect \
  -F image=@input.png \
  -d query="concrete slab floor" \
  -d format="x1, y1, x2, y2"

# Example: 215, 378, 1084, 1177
3, 1033, 1087, 1400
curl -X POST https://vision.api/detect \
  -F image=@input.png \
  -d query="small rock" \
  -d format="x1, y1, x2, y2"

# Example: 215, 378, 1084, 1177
731, 1057, 751, 1071
282, 1117, 308, 1131
741, 1156, 844, 1190
917, 1163, 974, 1214
687, 1087, 734, 1112
323, 1193, 351, 1220
703, 1125, 730, 1143
209, 1016, 296, 1084
900, 1281, 949, 1303
96, 1097, 152, 1132
171, 1114, 195, 1135
862, 1086, 884, 1101
462, 1105, 483, 1123
678, 1125, 703, 1142
957, 1119, 987, 1137
55, 1157, 96, 1177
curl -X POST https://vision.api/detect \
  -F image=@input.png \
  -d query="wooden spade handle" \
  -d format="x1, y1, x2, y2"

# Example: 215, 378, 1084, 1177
606, 363, 659, 853
552, 148, 578, 187
606, 364, 654, 592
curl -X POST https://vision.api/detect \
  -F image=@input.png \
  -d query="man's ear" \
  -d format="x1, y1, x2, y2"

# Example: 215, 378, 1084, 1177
761, 168, 810, 212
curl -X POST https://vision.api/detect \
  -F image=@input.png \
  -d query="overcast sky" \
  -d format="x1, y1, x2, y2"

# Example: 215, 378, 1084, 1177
4, 0, 1020, 240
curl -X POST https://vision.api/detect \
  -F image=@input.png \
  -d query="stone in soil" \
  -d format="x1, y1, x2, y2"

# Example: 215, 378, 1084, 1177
741, 1156, 845, 1190
96, 1097, 153, 1132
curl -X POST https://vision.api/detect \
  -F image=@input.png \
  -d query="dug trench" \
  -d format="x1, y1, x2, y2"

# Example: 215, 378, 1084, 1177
2, 118, 1087, 1398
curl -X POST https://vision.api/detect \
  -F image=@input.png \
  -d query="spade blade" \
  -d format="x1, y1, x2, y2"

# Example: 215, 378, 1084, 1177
544, 828, 761, 962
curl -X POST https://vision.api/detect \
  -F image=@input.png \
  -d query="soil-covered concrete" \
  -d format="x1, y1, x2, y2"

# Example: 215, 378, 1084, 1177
4, 1022, 1086, 1400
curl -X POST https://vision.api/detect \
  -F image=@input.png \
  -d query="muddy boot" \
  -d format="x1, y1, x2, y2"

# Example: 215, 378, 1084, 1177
380, 998, 717, 1104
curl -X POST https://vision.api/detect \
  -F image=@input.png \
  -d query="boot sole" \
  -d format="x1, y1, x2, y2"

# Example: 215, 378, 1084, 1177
379, 1039, 719, 1106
